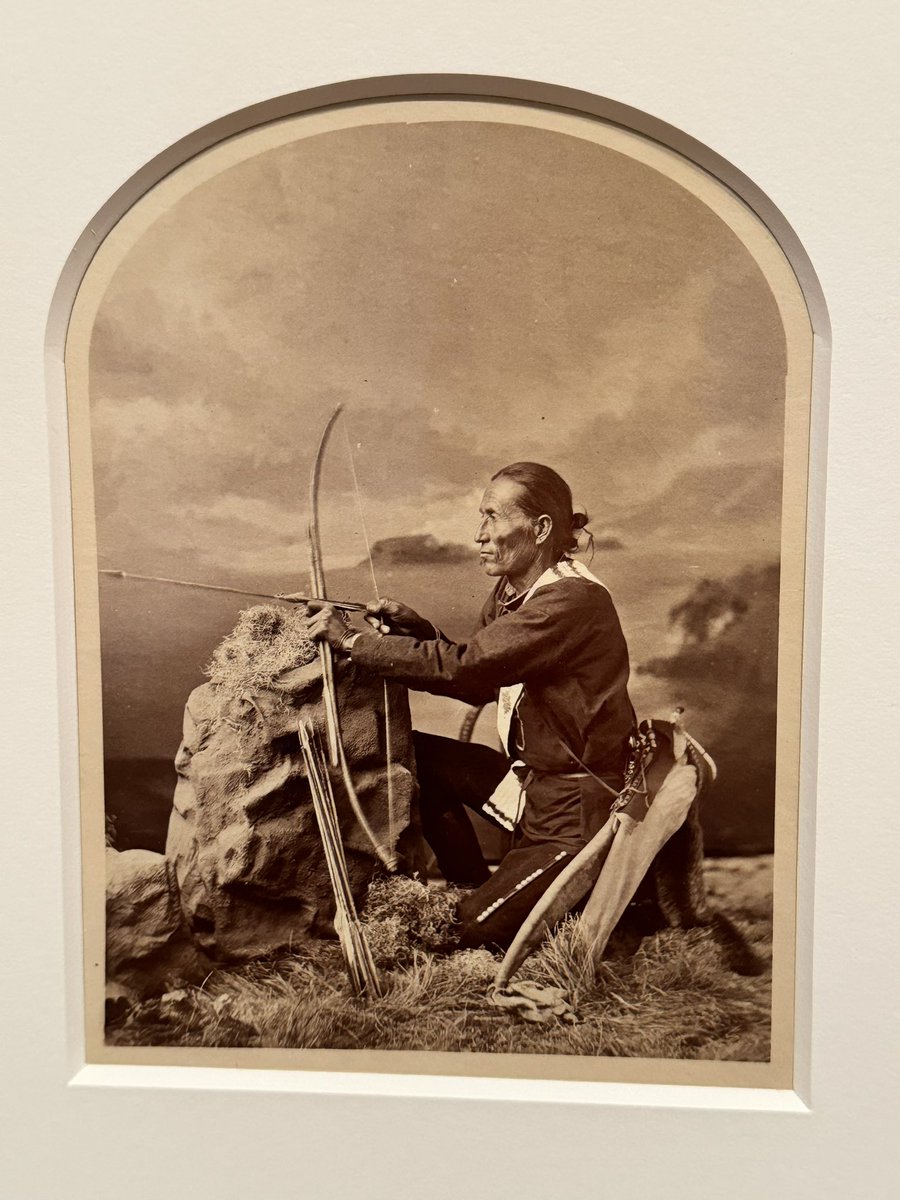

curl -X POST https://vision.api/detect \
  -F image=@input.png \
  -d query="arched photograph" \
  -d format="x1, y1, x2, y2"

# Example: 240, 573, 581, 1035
62, 88, 816, 1086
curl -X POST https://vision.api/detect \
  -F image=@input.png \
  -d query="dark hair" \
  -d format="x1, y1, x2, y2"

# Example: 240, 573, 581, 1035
491, 461, 590, 559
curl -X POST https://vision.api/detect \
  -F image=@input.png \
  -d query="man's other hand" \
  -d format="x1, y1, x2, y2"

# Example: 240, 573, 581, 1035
305, 602, 350, 649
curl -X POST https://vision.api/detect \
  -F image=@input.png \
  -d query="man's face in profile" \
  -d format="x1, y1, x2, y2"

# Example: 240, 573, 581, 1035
474, 478, 540, 583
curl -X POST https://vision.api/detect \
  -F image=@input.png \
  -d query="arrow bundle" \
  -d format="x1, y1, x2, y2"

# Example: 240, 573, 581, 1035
297, 721, 382, 997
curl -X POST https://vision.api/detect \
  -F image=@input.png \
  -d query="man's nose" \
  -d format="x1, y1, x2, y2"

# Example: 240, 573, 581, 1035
474, 518, 488, 544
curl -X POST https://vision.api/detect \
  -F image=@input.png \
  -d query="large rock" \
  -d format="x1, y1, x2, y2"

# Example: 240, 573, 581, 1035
106, 847, 211, 1000
165, 657, 420, 961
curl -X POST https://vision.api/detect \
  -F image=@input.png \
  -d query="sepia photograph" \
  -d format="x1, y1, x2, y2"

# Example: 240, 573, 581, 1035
63, 94, 814, 1085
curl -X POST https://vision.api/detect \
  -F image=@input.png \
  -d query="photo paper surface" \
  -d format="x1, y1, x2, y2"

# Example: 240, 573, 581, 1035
63, 95, 814, 1086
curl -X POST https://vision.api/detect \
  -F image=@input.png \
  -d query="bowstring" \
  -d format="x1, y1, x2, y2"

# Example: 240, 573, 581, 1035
342, 419, 396, 859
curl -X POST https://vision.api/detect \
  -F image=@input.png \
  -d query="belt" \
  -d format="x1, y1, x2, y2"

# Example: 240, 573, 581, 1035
513, 763, 622, 786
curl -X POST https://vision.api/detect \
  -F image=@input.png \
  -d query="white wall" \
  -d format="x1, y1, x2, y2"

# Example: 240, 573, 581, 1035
2, 4, 898, 1198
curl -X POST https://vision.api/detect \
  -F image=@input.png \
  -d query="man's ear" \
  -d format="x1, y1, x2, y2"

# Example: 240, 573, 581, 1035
534, 513, 553, 545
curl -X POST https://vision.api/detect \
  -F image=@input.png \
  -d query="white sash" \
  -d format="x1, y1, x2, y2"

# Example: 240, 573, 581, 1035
484, 558, 606, 831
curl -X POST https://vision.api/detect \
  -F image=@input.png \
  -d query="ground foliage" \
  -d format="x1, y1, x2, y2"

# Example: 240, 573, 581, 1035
108, 858, 772, 1061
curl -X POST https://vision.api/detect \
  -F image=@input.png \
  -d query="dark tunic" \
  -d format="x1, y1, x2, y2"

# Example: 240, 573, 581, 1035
348, 569, 636, 947
351, 572, 634, 776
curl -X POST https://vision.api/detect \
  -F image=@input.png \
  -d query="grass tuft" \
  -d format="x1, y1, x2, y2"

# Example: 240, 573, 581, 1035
361, 875, 462, 965
204, 604, 317, 697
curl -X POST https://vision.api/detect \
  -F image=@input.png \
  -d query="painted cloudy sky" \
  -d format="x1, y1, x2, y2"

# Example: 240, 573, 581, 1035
88, 118, 787, 589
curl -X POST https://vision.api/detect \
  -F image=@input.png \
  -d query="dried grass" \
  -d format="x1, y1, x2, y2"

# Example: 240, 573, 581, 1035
108, 859, 773, 1062
204, 604, 317, 697
361, 875, 463, 966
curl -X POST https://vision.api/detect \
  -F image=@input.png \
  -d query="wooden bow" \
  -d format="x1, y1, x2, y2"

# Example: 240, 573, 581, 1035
308, 404, 398, 872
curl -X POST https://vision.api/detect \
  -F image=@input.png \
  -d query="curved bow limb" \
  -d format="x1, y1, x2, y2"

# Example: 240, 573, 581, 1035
308, 404, 398, 873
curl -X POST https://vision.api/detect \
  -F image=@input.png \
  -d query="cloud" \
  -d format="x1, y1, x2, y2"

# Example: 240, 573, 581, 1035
592, 535, 625, 551
87, 118, 787, 580
370, 534, 472, 565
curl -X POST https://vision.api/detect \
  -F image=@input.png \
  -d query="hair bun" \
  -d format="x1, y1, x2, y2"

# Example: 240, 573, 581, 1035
571, 509, 589, 531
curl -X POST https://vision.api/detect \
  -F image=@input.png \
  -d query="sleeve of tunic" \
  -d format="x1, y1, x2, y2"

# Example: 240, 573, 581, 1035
348, 579, 623, 705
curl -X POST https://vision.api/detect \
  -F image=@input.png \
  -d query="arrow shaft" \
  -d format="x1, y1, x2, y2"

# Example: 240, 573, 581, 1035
99, 570, 367, 611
